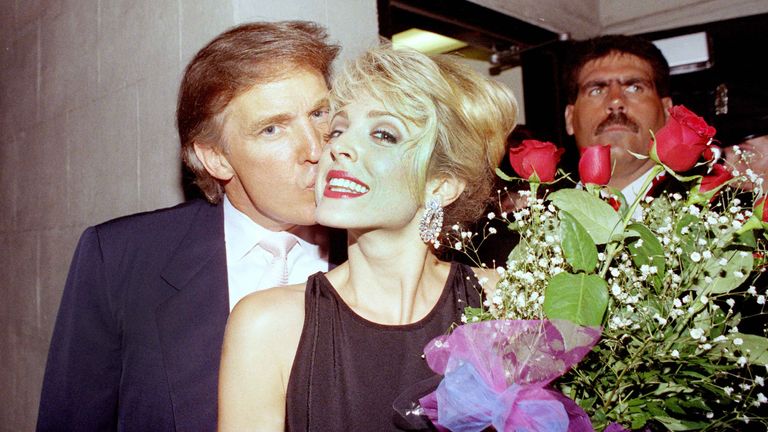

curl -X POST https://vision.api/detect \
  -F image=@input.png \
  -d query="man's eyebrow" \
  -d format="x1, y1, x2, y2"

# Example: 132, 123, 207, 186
621, 77, 654, 87
248, 113, 294, 133
581, 79, 608, 90
309, 97, 330, 113
581, 77, 653, 90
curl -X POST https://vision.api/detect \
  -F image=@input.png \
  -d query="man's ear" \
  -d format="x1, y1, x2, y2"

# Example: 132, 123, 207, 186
193, 142, 235, 181
564, 105, 575, 136
425, 177, 466, 208
661, 97, 673, 121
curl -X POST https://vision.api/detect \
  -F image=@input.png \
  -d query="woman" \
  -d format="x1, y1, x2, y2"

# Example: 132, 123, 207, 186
218, 45, 517, 431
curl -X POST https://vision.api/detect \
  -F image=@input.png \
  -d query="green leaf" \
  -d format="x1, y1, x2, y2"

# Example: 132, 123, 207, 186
559, 210, 598, 273
654, 416, 710, 431
732, 229, 757, 248
549, 189, 622, 244
506, 242, 527, 265
626, 223, 666, 291
543, 272, 608, 326
690, 249, 753, 295
733, 333, 768, 365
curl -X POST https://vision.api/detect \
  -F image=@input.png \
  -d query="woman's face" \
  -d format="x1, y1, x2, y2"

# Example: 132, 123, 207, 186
315, 93, 422, 232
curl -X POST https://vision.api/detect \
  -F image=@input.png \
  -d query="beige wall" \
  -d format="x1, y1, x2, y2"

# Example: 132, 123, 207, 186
0, 1, 378, 430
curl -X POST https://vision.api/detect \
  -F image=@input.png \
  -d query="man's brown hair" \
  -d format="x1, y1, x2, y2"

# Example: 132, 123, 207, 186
177, 21, 340, 202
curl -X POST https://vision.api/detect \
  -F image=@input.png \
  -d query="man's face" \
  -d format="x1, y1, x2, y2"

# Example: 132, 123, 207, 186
209, 68, 330, 231
565, 53, 672, 174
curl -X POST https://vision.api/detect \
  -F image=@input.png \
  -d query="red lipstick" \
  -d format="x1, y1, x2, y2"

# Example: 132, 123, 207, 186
324, 170, 370, 198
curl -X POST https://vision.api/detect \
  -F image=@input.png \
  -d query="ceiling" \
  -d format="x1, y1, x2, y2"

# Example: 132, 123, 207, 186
379, 0, 768, 48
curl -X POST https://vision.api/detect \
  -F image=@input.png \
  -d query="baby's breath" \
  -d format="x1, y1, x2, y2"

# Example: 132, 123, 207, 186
468, 182, 768, 431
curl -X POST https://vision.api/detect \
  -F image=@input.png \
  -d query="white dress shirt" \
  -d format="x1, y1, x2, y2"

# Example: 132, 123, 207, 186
223, 196, 329, 311
621, 168, 657, 207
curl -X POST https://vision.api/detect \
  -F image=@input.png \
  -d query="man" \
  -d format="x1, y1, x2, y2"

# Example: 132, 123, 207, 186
563, 35, 673, 203
37, 21, 339, 431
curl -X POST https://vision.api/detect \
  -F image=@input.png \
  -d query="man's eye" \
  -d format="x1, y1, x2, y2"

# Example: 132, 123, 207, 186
625, 84, 641, 94
311, 108, 329, 119
372, 130, 397, 144
261, 125, 277, 136
587, 87, 604, 97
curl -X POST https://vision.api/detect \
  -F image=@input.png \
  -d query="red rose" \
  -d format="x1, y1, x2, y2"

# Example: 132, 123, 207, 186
654, 105, 716, 172
756, 196, 768, 223
579, 144, 612, 185
509, 140, 564, 183
699, 163, 733, 193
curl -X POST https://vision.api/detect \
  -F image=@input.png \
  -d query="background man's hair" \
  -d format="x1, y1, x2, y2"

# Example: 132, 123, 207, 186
563, 34, 670, 104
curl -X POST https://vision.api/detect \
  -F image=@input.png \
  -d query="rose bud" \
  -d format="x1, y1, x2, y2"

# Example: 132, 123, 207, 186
579, 144, 612, 185
508, 139, 564, 183
698, 164, 733, 194
654, 105, 716, 172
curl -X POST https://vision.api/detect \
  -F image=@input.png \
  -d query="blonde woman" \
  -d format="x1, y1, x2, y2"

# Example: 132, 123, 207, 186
219, 45, 517, 431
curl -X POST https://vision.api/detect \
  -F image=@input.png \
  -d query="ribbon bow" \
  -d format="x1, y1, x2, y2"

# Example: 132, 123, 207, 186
419, 320, 600, 432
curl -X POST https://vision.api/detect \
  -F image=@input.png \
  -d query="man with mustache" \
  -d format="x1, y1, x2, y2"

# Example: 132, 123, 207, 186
564, 35, 673, 203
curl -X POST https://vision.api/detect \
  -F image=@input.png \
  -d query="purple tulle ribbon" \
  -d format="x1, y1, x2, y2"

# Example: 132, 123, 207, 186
419, 320, 601, 432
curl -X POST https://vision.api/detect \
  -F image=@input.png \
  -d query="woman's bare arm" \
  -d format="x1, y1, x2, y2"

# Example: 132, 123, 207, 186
218, 286, 304, 431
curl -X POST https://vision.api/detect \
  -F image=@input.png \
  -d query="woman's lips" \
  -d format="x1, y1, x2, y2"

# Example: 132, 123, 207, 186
324, 170, 370, 198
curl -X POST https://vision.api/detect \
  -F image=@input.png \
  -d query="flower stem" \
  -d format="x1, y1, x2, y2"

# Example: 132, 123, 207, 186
621, 164, 665, 226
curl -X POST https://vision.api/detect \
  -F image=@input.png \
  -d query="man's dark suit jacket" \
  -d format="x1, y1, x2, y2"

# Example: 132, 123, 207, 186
37, 199, 229, 431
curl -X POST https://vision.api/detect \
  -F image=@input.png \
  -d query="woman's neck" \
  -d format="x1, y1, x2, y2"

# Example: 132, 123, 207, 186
327, 228, 450, 325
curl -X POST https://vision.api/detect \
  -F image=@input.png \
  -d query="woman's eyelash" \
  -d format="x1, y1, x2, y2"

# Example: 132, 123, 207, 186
372, 129, 397, 143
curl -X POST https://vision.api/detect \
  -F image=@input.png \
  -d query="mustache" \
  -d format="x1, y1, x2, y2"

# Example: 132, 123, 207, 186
594, 112, 639, 135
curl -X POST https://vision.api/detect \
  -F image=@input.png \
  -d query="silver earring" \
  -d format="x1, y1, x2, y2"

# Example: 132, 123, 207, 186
419, 197, 444, 246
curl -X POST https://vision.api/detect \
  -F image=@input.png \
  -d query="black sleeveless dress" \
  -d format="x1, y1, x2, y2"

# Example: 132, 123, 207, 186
286, 262, 483, 431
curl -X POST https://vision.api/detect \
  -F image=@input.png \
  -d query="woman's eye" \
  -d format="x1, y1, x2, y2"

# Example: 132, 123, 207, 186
328, 129, 343, 139
372, 130, 397, 144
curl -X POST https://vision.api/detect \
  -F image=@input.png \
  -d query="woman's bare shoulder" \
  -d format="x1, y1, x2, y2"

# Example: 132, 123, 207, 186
226, 284, 307, 350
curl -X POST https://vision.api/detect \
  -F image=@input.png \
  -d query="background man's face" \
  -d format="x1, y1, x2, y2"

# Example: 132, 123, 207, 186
565, 53, 672, 171
217, 68, 330, 231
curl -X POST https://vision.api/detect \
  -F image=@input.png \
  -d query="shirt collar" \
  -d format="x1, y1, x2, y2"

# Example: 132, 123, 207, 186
223, 195, 323, 261
621, 167, 656, 205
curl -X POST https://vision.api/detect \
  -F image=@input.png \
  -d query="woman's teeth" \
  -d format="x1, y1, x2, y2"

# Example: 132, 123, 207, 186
328, 177, 369, 193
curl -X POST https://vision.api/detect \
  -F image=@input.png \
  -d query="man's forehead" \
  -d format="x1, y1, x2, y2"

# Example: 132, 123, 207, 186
578, 53, 655, 84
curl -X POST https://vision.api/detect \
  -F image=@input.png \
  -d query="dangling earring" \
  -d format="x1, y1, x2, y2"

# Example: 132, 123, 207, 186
419, 196, 444, 246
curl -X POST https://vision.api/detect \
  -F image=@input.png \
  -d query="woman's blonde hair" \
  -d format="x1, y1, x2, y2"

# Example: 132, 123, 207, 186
330, 45, 518, 225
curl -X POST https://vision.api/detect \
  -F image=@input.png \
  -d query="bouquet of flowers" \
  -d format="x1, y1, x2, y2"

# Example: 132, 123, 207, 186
421, 106, 768, 431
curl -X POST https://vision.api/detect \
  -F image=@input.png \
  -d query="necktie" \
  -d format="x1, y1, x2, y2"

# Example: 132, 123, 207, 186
259, 232, 298, 287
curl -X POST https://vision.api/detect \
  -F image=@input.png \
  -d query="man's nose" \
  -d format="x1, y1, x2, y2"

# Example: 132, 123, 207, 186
302, 121, 323, 163
606, 84, 626, 112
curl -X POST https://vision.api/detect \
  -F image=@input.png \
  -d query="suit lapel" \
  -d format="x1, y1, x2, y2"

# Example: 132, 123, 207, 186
156, 202, 229, 431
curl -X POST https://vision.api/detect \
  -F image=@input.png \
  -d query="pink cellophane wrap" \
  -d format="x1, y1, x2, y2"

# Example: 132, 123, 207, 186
418, 320, 600, 432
